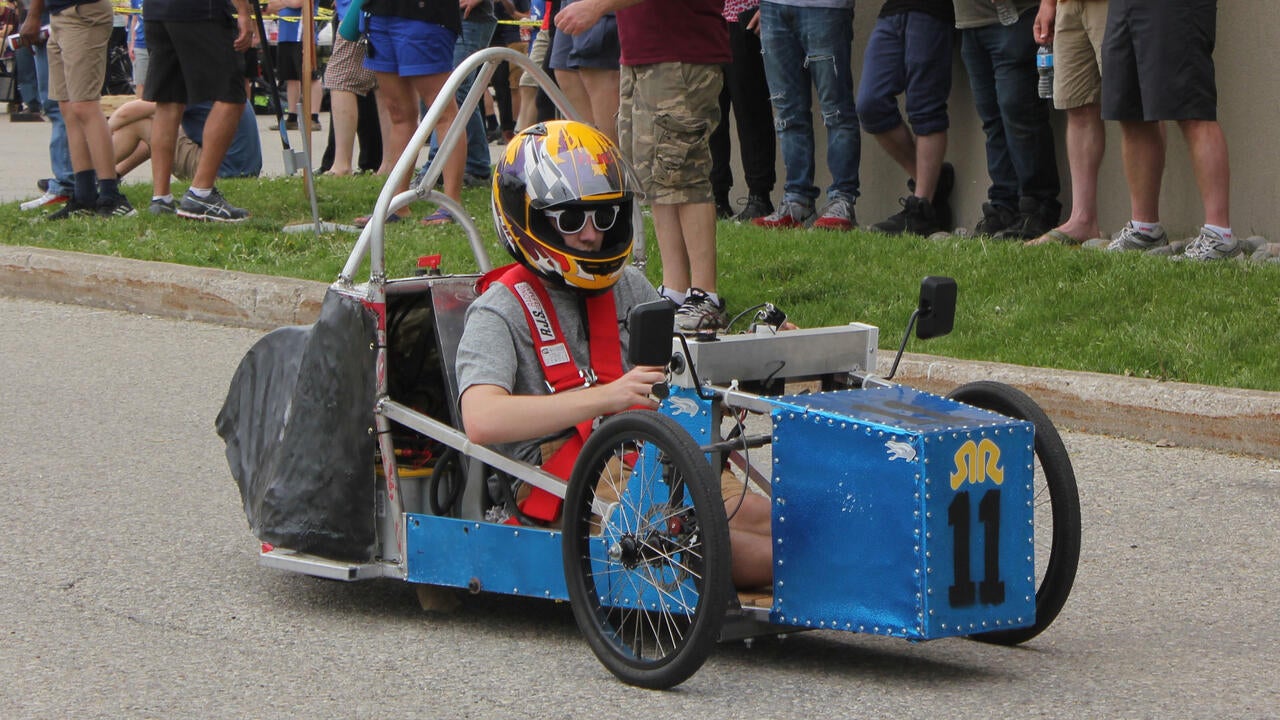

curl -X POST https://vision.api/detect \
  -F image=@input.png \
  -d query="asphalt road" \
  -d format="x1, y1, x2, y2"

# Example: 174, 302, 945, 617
2, 296, 1278, 719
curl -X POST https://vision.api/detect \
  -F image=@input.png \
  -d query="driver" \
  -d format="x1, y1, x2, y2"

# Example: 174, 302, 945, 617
454, 120, 771, 589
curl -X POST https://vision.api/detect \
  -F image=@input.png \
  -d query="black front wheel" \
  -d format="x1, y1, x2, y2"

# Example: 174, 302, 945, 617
947, 381, 1081, 645
562, 411, 731, 689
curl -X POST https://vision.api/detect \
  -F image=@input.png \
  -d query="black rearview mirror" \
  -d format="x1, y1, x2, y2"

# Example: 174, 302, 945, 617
627, 300, 675, 367
915, 276, 957, 340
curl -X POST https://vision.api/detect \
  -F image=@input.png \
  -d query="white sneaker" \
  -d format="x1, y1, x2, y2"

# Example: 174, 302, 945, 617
20, 190, 69, 212
1106, 222, 1168, 252
674, 288, 727, 333
1178, 226, 1241, 261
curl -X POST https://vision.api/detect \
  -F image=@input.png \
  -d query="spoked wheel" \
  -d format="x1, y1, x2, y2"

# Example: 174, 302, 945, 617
562, 411, 731, 689
947, 381, 1082, 645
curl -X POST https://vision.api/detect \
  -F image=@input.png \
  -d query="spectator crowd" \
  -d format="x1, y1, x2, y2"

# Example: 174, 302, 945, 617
4, 0, 1243, 326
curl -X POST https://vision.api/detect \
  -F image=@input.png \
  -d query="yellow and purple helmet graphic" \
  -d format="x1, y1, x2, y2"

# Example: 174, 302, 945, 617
492, 120, 636, 293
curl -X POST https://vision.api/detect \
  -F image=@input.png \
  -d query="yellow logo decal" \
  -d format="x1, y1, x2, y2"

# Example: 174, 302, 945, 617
950, 439, 1005, 490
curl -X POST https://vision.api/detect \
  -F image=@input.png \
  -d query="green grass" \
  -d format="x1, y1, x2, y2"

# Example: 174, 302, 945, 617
4, 174, 1279, 392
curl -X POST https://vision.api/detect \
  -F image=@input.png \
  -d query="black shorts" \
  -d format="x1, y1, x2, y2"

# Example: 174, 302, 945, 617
143, 18, 247, 105
243, 48, 260, 81
1101, 0, 1218, 122
276, 41, 321, 82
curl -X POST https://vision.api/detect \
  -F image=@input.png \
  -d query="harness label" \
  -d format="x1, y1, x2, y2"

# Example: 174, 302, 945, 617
540, 343, 571, 367
514, 282, 556, 342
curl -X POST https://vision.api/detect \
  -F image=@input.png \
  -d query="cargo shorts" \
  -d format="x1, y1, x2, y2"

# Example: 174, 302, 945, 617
617, 62, 722, 205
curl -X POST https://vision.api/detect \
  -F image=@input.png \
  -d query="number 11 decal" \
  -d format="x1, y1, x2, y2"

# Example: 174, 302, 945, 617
948, 489, 1006, 607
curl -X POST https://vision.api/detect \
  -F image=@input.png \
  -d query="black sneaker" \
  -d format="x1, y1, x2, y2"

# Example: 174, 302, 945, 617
463, 172, 490, 188
37, 178, 52, 192
872, 195, 940, 236
46, 199, 95, 220
714, 195, 733, 220
994, 197, 1059, 240
177, 187, 249, 222
733, 193, 774, 223
905, 162, 955, 231
933, 162, 956, 231
96, 194, 137, 218
149, 197, 177, 215
974, 202, 1018, 236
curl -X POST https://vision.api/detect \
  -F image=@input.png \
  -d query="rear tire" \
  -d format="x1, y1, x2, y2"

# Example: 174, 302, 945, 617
562, 411, 730, 689
947, 381, 1081, 645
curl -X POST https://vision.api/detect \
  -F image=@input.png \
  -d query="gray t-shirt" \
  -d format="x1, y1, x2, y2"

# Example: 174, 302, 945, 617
455, 265, 660, 463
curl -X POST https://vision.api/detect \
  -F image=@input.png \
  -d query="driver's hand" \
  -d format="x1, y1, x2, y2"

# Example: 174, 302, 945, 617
599, 365, 667, 412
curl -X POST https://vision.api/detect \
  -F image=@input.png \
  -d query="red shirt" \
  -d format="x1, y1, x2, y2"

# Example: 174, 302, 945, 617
617, 0, 729, 67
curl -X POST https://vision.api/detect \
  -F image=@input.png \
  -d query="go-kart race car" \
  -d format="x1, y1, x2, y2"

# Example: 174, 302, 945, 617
215, 49, 1081, 690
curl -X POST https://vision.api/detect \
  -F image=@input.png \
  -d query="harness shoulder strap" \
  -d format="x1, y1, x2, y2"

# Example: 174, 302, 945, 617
479, 264, 626, 523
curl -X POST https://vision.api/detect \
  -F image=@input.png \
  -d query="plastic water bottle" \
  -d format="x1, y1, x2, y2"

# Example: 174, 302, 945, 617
1037, 45, 1054, 100
994, 0, 1020, 26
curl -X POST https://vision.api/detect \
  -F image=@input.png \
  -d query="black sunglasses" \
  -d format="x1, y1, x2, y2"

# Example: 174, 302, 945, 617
544, 205, 621, 235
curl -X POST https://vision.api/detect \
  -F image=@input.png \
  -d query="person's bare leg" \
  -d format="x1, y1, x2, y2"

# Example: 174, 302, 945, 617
554, 69, 593, 126
107, 98, 156, 132
516, 85, 538, 131
329, 89, 359, 175
679, 201, 718, 292
1178, 118, 1230, 228
150, 102, 184, 198
285, 79, 300, 120
651, 203, 690, 293
309, 77, 322, 119
375, 89, 395, 175
189, 101, 245, 190
111, 118, 152, 176
727, 494, 773, 588
410, 72, 463, 203
1119, 119, 1165, 223
373, 73, 419, 216
579, 67, 619, 143
1051, 103, 1105, 240
62, 99, 117, 182
873, 122, 918, 180
653, 201, 719, 293
913, 131, 947, 201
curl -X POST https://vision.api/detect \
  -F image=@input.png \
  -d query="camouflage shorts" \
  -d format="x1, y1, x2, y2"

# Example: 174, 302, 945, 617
618, 62, 722, 205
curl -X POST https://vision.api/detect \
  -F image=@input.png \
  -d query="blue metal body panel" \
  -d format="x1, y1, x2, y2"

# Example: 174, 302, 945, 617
405, 514, 569, 600
403, 384, 1036, 639
660, 386, 717, 446
766, 386, 1037, 639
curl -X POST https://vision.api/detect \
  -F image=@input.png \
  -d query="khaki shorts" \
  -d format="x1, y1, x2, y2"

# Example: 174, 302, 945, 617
173, 131, 201, 181
518, 29, 550, 89
1052, 0, 1109, 110
618, 62, 721, 205
47, 0, 113, 103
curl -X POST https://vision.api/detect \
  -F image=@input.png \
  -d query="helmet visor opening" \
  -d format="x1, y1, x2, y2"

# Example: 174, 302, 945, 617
544, 204, 622, 235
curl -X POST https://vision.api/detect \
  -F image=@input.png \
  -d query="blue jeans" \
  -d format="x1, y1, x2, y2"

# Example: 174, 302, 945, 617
428, 17, 497, 178
759, 1, 860, 206
15, 45, 39, 110
33, 44, 74, 196
856, 11, 953, 136
959, 14, 1060, 212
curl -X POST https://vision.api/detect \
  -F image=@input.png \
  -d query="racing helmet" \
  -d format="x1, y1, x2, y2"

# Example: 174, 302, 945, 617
492, 120, 636, 293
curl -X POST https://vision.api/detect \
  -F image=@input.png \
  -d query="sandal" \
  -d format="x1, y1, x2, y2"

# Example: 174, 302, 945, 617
420, 208, 454, 226
353, 213, 404, 229
1025, 228, 1084, 247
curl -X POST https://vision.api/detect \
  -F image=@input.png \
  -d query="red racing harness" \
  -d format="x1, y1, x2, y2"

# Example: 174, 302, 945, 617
477, 263, 625, 523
